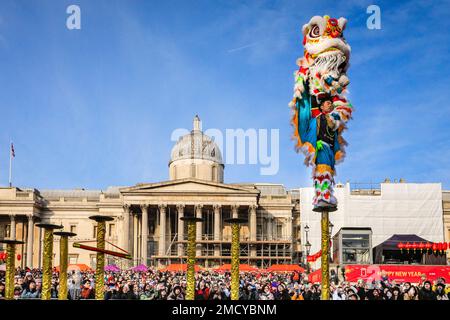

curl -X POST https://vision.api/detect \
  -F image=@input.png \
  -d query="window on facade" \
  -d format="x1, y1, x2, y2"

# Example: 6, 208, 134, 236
109, 224, 116, 237
212, 166, 216, 181
89, 254, 97, 270
342, 234, 371, 264
5, 225, 10, 238
93, 226, 98, 239
277, 224, 283, 240
69, 254, 78, 264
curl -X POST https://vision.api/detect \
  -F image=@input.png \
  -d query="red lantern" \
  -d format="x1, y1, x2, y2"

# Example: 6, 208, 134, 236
438, 242, 443, 253
425, 242, 432, 252
405, 242, 411, 252
398, 242, 404, 253
17, 254, 21, 261
443, 242, 448, 251
412, 242, 417, 252
418, 242, 425, 252
432, 243, 437, 253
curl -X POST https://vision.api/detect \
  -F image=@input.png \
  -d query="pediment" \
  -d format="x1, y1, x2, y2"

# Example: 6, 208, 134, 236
120, 178, 259, 195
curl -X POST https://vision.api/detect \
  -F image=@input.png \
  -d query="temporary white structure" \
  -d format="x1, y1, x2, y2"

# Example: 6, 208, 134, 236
300, 182, 444, 257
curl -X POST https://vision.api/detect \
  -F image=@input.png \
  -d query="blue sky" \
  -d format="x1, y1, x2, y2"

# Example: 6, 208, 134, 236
0, 0, 449, 190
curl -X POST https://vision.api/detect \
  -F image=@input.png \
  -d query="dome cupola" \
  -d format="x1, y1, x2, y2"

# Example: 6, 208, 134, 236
169, 116, 224, 182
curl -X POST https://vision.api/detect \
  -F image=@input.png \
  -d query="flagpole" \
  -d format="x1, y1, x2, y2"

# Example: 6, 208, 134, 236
9, 141, 12, 187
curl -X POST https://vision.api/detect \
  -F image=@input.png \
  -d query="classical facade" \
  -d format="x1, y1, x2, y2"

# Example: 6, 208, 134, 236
0, 117, 298, 269
0, 117, 448, 269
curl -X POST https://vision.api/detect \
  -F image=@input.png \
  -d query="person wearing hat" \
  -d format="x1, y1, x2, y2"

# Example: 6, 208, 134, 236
435, 283, 449, 300
419, 280, 436, 300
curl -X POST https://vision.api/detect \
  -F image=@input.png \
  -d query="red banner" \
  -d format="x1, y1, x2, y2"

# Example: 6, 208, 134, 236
344, 265, 450, 283
309, 269, 322, 283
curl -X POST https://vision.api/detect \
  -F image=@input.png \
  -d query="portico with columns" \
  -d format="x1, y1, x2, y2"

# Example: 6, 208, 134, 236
119, 178, 280, 267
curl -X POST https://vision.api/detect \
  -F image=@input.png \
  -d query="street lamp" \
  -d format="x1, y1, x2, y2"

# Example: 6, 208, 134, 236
304, 225, 311, 273
305, 240, 312, 273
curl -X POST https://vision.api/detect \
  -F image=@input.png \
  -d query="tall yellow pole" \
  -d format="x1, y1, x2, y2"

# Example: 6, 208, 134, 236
0, 239, 24, 300
89, 215, 114, 300
231, 223, 240, 300
36, 223, 63, 300
180, 216, 202, 300
312, 206, 336, 301
320, 211, 330, 300
54, 231, 77, 300
225, 218, 247, 301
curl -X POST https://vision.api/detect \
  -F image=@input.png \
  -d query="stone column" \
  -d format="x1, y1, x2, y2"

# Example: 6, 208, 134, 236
122, 205, 131, 253
26, 215, 34, 268
195, 204, 203, 256
9, 214, 16, 239
286, 217, 292, 241
231, 204, 239, 219
213, 205, 221, 241
177, 204, 185, 256
249, 205, 257, 241
158, 204, 167, 256
133, 213, 138, 263
141, 204, 149, 266
267, 217, 273, 240
213, 204, 221, 257
249, 205, 257, 257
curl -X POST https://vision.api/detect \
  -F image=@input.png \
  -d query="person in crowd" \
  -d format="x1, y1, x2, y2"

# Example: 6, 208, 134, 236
68, 279, 81, 300
20, 280, 40, 299
0, 282, 5, 299
391, 286, 403, 300
404, 286, 419, 300
435, 283, 449, 300
241, 284, 259, 300
419, 280, 437, 300
80, 280, 94, 299
274, 284, 291, 300
2, 267, 450, 301
167, 285, 184, 300
195, 281, 210, 300
259, 284, 274, 300
140, 283, 156, 300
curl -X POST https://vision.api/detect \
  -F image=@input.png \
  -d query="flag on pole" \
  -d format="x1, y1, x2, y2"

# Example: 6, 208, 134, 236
9, 142, 14, 187
10, 143, 15, 158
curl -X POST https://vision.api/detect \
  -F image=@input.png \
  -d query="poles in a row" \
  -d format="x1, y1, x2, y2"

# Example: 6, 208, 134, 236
0, 217, 110, 300
181, 216, 247, 301
1, 214, 249, 301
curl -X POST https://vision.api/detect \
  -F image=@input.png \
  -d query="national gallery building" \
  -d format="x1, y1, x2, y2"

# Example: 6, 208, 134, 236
0, 117, 449, 269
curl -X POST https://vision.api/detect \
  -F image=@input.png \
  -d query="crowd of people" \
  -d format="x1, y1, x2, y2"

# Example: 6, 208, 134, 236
0, 267, 449, 300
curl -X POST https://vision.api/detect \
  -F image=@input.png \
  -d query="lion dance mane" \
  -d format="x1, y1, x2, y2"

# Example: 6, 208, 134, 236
289, 15, 353, 208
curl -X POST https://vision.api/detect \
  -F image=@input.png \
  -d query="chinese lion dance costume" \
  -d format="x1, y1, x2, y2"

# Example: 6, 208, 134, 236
289, 16, 353, 209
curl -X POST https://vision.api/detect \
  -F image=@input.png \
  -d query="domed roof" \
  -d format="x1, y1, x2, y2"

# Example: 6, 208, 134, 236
170, 116, 223, 165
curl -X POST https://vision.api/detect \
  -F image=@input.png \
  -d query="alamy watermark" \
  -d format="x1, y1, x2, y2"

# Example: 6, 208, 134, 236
66, 5, 81, 30
367, 4, 381, 30
171, 128, 280, 176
